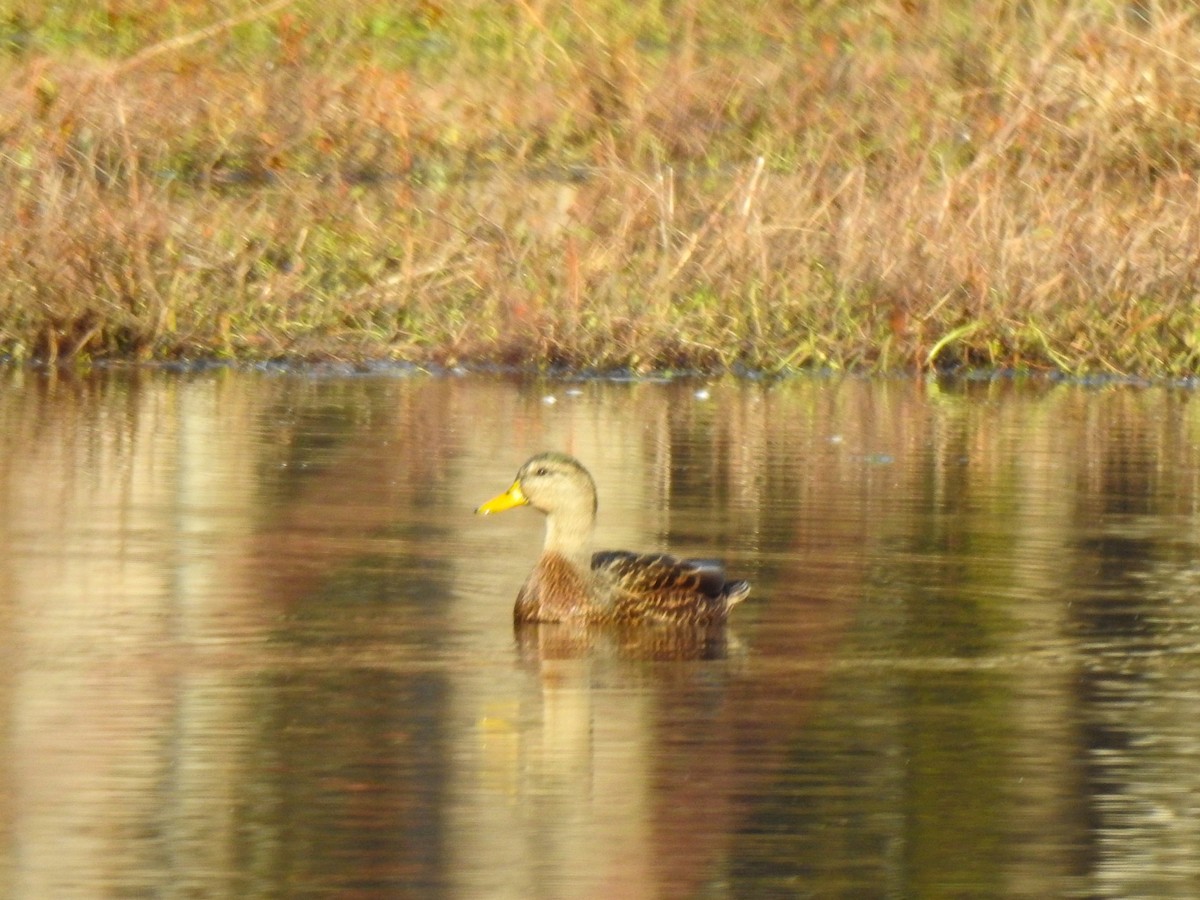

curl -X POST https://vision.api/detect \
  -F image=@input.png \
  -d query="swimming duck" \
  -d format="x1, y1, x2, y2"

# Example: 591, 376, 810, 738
476, 452, 750, 625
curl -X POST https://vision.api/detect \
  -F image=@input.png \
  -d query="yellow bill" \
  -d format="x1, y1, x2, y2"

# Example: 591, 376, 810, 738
475, 481, 528, 515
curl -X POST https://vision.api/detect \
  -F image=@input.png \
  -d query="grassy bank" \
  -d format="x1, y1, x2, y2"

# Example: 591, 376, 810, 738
2, 0, 1200, 374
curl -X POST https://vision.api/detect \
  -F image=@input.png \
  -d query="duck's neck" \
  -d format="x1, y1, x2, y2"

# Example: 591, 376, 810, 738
543, 504, 595, 567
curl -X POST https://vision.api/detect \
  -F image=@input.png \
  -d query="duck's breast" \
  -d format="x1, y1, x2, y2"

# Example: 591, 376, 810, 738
514, 552, 596, 623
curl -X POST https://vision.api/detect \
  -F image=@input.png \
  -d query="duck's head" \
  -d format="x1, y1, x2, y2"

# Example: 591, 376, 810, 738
476, 452, 598, 520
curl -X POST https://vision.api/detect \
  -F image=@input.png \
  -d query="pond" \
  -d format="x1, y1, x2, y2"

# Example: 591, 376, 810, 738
2, 368, 1200, 898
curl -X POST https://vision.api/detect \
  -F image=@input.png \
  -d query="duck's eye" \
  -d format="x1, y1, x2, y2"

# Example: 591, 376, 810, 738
534, 467, 549, 477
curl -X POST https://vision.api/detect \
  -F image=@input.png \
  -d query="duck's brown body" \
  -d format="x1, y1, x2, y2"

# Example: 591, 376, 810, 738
477, 452, 750, 625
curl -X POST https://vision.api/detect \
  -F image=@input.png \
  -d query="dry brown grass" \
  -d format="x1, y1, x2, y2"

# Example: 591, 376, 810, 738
2, 1, 1200, 373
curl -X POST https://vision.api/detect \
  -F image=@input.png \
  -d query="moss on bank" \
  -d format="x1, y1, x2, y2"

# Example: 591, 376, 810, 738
2, 1, 1200, 374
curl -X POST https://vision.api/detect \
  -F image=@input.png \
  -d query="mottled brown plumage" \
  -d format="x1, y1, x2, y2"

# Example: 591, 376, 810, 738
476, 452, 750, 625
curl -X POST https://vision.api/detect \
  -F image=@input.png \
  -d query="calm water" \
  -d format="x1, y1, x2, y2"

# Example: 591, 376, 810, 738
2, 369, 1200, 898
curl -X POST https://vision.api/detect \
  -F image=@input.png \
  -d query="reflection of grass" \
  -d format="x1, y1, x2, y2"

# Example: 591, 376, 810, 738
3, 2, 1200, 373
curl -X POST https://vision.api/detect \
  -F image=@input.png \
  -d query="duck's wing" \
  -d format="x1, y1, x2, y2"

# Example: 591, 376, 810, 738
591, 550, 750, 624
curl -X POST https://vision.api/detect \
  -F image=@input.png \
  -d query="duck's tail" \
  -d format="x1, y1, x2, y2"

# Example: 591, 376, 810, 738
723, 579, 751, 611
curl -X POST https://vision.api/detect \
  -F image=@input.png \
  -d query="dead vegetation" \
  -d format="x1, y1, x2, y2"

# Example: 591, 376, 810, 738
2, 1, 1200, 373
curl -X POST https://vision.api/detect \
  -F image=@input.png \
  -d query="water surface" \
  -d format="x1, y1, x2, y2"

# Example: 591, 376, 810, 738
3, 370, 1200, 898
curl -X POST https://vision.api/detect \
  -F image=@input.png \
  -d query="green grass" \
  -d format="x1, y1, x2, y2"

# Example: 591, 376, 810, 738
1, 0, 1200, 374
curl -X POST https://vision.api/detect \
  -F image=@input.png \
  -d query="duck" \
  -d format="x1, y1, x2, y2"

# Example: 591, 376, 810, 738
475, 451, 750, 625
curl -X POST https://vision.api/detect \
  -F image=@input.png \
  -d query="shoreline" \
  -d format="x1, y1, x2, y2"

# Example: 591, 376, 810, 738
3, 3, 1199, 377
5, 357, 1195, 391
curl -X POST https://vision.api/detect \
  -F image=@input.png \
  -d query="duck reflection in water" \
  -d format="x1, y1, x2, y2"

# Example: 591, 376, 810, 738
512, 618, 738, 663
476, 451, 750, 656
